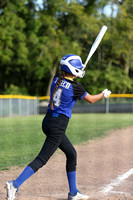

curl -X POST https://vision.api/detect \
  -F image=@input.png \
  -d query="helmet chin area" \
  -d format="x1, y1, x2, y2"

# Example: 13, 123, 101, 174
73, 68, 85, 78
80, 70, 85, 78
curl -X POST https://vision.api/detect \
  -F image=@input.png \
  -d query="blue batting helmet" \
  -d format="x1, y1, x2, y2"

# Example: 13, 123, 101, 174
60, 54, 85, 78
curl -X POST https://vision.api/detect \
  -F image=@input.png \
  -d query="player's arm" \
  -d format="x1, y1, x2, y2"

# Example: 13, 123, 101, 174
83, 93, 103, 104
84, 89, 111, 104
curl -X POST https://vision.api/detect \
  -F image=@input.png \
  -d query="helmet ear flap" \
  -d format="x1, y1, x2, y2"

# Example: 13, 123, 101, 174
75, 69, 80, 73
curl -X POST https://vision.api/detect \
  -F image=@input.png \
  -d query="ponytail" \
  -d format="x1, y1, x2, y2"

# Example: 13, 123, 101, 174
50, 71, 66, 110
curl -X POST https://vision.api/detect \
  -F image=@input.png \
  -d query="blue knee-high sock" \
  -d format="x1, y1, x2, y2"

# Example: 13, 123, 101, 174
13, 166, 34, 189
67, 171, 77, 195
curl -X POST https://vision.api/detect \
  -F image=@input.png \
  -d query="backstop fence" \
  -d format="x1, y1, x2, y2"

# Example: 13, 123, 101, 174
0, 94, 133, 118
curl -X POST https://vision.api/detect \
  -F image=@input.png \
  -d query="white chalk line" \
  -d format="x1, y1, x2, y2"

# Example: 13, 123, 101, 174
110, 191, 130, 195
100, 168, 133, 194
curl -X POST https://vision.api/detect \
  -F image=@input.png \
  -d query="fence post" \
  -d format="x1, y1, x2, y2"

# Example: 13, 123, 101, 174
106, 98, 109, 113
35, 97, 39, 115
0, 98, 2, 118
27, 99, 30, 116
18, 98, 22, 116
9, 98, 13, 117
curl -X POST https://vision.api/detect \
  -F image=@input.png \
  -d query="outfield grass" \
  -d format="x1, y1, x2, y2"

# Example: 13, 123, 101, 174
0, 113, 133, 170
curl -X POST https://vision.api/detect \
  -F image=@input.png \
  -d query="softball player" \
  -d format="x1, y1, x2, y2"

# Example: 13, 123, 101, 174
6, 54, 111, 200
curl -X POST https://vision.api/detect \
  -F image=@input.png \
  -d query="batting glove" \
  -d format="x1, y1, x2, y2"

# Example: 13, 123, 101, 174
102, 89, 111, 98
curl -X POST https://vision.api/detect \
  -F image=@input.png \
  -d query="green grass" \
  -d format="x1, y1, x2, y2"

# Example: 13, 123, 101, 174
0, 113, 133, 170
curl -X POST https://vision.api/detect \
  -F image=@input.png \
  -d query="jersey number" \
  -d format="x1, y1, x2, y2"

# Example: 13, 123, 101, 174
53, 88, 62, 107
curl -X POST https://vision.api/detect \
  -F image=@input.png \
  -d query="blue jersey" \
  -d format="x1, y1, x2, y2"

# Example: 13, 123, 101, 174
48, 76, 87, 118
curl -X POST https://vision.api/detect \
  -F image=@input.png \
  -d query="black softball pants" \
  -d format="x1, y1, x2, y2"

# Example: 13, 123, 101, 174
29, 112, 77, 173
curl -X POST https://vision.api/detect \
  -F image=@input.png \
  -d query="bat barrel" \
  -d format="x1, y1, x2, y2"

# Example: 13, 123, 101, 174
83, 25, 107, 69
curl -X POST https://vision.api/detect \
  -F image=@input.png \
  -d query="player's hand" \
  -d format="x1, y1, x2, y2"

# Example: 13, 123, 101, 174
102, 89, 111, 98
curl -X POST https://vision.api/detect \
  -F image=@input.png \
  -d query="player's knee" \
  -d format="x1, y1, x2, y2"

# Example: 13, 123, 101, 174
72, 148, 77, 164
66, 148, 77, 172
29, 156, 47, 172
67, 147, 77, 164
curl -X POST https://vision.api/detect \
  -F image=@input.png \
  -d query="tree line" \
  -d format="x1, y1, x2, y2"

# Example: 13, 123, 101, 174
0, 0, 133, 96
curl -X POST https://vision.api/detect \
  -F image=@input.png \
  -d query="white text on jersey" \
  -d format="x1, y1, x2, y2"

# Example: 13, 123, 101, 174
55, 78, 71, 89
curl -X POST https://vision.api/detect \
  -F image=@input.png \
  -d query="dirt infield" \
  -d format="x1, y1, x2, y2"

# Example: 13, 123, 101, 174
1, 126, 133, 200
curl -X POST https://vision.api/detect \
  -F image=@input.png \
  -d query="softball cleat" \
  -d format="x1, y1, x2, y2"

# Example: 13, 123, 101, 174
6, 180, 18, 200
68, 190, 89, 200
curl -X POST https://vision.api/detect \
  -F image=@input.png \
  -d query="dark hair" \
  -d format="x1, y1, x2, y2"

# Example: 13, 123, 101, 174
50, 71, 66, 110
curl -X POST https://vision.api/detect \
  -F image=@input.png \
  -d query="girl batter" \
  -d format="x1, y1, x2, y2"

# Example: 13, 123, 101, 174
6, 54, 111, 200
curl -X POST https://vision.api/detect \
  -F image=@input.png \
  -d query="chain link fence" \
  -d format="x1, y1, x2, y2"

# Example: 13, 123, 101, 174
39, 94, 133, 114
0, 95, 38, 118
0, 94, 133, 118
106, 94, 133, 113
73, 94, 133, 113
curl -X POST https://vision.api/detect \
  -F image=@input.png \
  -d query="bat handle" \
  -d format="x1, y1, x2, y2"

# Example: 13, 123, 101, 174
83, 57, 90, 69
82, 64, 86, 71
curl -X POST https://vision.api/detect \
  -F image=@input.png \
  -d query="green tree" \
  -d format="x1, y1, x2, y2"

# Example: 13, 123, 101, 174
0, 0, 29, 93
79, 0, 133, 94
103, 0, 133, 93
36, 0, 88, 96
0, 0, 133, 96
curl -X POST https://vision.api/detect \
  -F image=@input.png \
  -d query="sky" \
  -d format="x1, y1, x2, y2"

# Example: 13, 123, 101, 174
36, 0, 118, 17
103, 3, 118, 17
